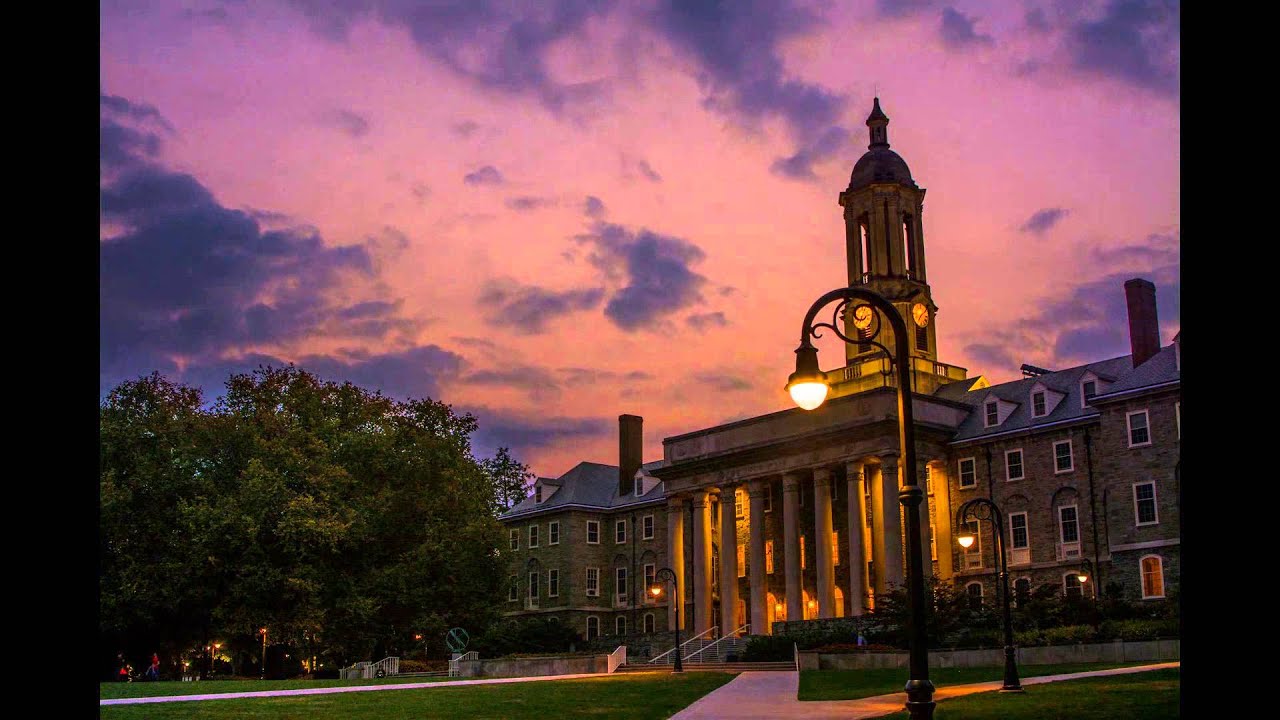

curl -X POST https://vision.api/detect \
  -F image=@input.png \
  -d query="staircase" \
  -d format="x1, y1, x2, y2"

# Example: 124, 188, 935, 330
615, 660, 795, 673
621, 626, 795, 673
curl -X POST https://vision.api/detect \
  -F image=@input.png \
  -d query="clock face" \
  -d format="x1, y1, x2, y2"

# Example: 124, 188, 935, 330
852, 305, 874, 331
912, 302, 929, 328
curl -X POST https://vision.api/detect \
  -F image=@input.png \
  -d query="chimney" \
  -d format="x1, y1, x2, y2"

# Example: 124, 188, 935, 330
618, 414, 643, 497
1124, 278, 1160, 368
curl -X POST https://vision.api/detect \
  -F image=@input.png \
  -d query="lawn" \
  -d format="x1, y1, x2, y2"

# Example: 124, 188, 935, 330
878, 667, 1180, 719
798, 661, 1152, 701
100, 675, 459, 700
99, 671, 738, 720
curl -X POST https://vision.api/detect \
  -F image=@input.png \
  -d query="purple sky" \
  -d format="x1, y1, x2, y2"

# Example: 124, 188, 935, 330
100, 0, 1179, 477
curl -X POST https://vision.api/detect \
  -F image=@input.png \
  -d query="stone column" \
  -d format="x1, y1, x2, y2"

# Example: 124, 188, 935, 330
868, 463, 887, 597
666, 496, 685, 632
782, 471, 804, 623
845, 460, 867, 615
880, 453, 904, 591
691, 489, 714, 635
813, 467, 836, 618
917, 460, 934, 582
747, 478, 769, 635
932, 460, 954, 580
719, 486, 740, 636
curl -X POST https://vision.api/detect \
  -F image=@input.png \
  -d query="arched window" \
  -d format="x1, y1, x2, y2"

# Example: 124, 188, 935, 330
586, 616, 599, 640
802, 589, 816, 620
834, 587, 846, 618
1141, 555, 1165, 599
1014, 577, 1031, 608
644, 613, 655, 634
1063, 573, 1083, 599
768, 592, 784, 624
615, 616, 626, 636
966, 582, 984, 609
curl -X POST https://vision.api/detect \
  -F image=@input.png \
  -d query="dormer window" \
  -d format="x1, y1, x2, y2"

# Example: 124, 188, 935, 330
1031, 391, 1046, 418
535, 484, 543, 504
1082, 381, 1096, 400
1079, 372, 1104, 409
984, 401, 999, 427
635, 476, 644, 497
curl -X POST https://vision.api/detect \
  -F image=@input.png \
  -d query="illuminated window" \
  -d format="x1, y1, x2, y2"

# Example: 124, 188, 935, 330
586, 521, 600, 544
737, 544, 745, 578
549, 521, 560, 545
766, 541, 774, 574
963, 520, 982, 569
958, 458, 976, 488
1141, 556, 1165, 598
735, 490, 744, 518
1134, 483, 1158, 525
832, 531, 840, 565
1005, 449, 1024, 481
800, 535, 807, 569
1054, 440, 1074, 473
1127, 410, 1151, 447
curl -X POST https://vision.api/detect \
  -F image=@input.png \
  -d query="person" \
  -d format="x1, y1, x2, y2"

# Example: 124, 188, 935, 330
146, 653, 160, 681
856, 633, 867, 647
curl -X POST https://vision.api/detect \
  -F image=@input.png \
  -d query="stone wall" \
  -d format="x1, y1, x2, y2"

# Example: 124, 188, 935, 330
455, 653, 611, 678
798, 638, 1179, 670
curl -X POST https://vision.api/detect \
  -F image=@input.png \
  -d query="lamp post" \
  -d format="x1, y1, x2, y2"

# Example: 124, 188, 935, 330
955, 498, 1022, 693
650, 567, 683, 672
784, 287, 934, 718
1076, 557, 1095, 597
260, 627, 268, 680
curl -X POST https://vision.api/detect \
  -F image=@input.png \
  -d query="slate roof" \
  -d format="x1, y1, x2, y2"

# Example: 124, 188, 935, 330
1094, 343, 1180, 397
500, 459, 666, 519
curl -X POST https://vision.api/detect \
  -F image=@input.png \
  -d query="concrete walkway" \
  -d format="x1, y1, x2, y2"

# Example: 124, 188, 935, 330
100, 672, 608, 706
670, 662, 1180, 719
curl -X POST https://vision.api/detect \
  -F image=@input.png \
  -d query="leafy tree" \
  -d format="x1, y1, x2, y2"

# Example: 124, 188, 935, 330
482, 447, 536, 513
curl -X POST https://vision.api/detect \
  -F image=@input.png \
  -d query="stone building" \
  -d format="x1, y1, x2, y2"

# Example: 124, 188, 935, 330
497, 98, 1179, 643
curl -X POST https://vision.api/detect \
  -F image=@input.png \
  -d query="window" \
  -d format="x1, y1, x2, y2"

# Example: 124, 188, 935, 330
966, 582, 984, 609
616, 616, 626, 636
1175, 402, 1180, 439
587, 521, 600, 544
615, 519, 627, 544
615, 567, 627, 596
1141, 556, 1165, 598
764, 489, 773, 513
800, 534, 807, 569
1127, 410, 1151, 447
916, 324, 928, 351
536, 485, 544, 504
735, 490, 744, 518
1054, 440, 1074, 473
985, 401, 999, 427
1081, 380, 1097, 406
1059, 505, 1079, 544
1005, 449, 1024, 481
635, 476, 644, 496
586, 616, 599, 640
958, 458, 976, 488
509, 529, 519, 551
548, 569, 559, 597
1009, 512, 1029, 565
736, 544, 745, 578
963, 519, 982, 569
1063, 573, 1083, 599
642, 515, 654, 540
549, 521, 560, 545
508, 575, 518, 601
1134, 482, 1158, 525
586, 567, 599, 597
765, 540, 775, 574
529, 525, 539, 548
644, 613, 655, 634
1032, 391, 1046, 417
1014, 578, 1031, 607
644, 564, 655, 596
923, 464, 932, 495
528, 571, 538, 599
832, 531, 840, 565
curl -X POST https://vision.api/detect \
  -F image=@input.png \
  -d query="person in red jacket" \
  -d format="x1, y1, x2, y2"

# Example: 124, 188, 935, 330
146, 653, 160, 681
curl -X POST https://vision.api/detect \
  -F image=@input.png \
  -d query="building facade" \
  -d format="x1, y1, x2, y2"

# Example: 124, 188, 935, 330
498, 99, 1179, 643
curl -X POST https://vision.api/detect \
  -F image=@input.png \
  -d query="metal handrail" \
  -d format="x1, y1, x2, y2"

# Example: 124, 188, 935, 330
649, 625, 719, 664
683, 623, 750, 661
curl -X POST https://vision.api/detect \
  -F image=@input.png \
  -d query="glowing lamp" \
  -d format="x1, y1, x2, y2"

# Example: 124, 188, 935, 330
957, 533, 976, 549
787, 344, 828, 410
1076, 571, 1089, 584
650, 584, 663, 597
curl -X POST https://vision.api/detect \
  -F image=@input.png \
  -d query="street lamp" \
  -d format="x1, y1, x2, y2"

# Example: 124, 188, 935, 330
260, 627, 268, 680
649, 567, 683, 673
955, 498, 1022, 693
1076, 557, 1095, 592
786, 287, 934, 718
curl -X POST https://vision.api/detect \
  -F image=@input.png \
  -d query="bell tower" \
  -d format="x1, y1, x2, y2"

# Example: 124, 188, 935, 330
833, 98, 962, 396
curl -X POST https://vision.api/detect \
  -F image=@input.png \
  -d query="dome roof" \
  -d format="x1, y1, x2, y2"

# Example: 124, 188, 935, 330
848, 147, 915, 190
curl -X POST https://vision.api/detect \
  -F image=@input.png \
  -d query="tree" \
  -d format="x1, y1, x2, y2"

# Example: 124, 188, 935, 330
481, 447, 535, 513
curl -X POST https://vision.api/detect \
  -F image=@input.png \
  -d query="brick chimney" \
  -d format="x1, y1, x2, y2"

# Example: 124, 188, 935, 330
1124, 278, 1160, 368
618, 414, 643, 497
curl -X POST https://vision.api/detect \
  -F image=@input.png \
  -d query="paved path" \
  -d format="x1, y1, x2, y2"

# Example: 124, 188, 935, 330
670, 662, 1180, 719
100, 672, 608, 706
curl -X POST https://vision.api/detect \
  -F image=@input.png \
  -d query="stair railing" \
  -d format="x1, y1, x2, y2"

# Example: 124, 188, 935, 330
648, 625, 718, 664
683, 623, 751, 662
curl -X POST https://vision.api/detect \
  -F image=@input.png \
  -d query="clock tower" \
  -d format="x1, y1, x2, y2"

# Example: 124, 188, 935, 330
831, 98, 965, 397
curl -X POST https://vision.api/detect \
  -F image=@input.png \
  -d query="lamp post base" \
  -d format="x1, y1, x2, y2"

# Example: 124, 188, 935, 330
905, 680, 936, 719
999, 686, 1025, 693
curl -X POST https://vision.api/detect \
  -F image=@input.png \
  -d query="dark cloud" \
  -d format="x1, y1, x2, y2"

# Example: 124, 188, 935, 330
452, 120, 481, 137
770, 126, 851, 180
584, 195, 607, 218
466, 406, 614, 465
289, 0, 616, 114
963, 343, 1019, 372
686, 311, 729, 331
463, 165, 504, 186
646, 0, 849, 180
576, 221, 708, 331
321, 108, 371, 137
939, 7, 995, 49
1019, 207, 1069, 235
461, 365, 562, 402
478, 281, 605, 334
101, 94, 171, 171
505, 195, 557, 211
1066, 0, 1179, 97
411, 183, 431, 203
692, 371, 753, 392
1025, 6, 1050, 32
637, 159, 662, 182
556, 367, 654, 385
875, 0, 941, 18
100, 93, 174, 132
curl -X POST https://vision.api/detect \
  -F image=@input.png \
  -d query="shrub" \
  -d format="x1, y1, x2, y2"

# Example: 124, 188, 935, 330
741, 636, 796, 662
1039, 624, 1097, 645
396, 659, 445, 673
312, 668, 339, 679
1099, 618, 1178, 641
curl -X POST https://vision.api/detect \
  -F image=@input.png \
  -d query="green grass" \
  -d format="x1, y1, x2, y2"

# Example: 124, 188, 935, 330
99, 671, 738, 720
879, 668, 1179, 719
100, 676, 457, 700
798, 662, 1152, 701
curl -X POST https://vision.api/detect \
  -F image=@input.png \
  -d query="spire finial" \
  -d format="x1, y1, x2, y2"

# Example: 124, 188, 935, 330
866, 96, 889, 149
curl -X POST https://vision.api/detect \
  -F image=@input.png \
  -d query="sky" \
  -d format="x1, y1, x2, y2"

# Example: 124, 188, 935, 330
100, 0, 1180, 479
